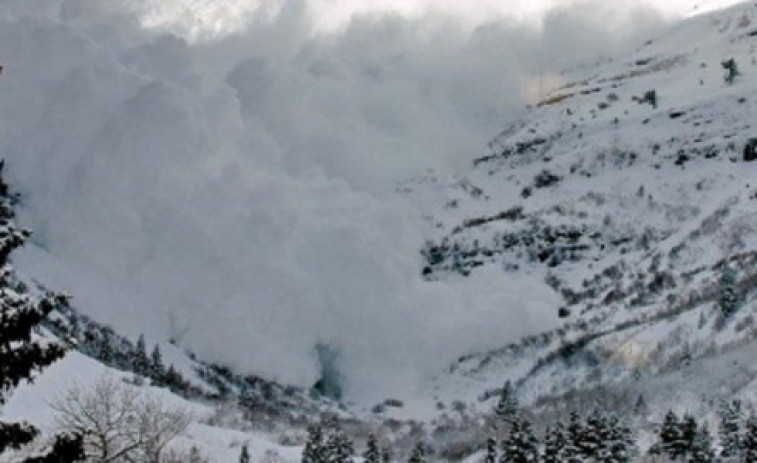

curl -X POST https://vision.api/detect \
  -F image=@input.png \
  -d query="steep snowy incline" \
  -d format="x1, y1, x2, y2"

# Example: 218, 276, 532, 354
403, 1, 757, 415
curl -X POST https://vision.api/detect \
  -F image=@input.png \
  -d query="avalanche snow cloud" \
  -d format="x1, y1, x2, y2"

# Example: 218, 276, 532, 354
0, 0, 671, 399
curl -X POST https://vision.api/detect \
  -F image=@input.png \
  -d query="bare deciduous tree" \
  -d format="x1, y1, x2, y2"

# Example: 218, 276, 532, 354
137, 397, 192, 463
50, 376, 191, 463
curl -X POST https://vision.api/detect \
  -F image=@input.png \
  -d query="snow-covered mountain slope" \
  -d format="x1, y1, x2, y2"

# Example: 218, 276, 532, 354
400, 0, 757, 415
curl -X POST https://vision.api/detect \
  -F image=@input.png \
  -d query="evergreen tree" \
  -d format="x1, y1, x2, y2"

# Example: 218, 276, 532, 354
650, 409, 682, 459
150, 343, 165, 380
0, 160, 84, 462
325, 429, 353, 463
719, 400, 742, 458
680, 414, 710, 460
650, 412, 713, 462
680, 414, 699, 451
162, 364, 190, 394
563, 411, 583, 463
363, 434, 381, 463
722, 58, 740, 85
239, 444, 250, 463
381, 447, 392, 463
542, 423, 567, 463
500, 416, 539, 463
0, 290, 67, 398
744, 414, 757, 463
603, 415, 635, 463
23, 433, 85, 463
485, 436, 498, 463
495, 380, 519, 425
189, 445, 203, 463
408, 443, 426, 463
578, 409, 606, 459
690, 423, 715, 463
0, 422, 38, 454
302, 424, 325, 463
133, 334, 150, 376
80, 326, 98, 359
719, 266, 740, 318
98, 330, 114, 365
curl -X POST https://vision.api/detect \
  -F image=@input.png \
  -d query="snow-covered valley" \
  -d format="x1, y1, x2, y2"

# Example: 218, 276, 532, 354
5, 1, 757, 461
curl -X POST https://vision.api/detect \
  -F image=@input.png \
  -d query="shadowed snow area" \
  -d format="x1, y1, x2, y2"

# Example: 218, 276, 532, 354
0, 0, 680, 400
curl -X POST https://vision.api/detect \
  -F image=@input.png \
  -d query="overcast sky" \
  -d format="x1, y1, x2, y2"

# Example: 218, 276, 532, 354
0, 0, 737, 400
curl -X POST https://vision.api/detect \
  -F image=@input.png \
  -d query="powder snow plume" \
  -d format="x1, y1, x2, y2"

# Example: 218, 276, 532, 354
0, 0, 674, 400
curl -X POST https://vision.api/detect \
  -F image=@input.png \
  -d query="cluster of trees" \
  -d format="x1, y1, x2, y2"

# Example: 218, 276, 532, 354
65, 312, 294, 414
648, 410, 714, 461
487, 386, 757, 463
41, 297, 200, 400
72, 321, 194, 397
301, 421, 366, 463
485, 382, 635, 463
719, 266, 741, 319
0, 160, 85, 462
301, 420, 428, 463
645, 400, 757, 462
130, 334, 191, 393
296, 382, 757, 463
297, 381, 632, 463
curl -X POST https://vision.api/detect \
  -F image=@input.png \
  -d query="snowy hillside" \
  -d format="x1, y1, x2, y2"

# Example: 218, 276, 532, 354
1, 352, 304, 463
403, 1, 757, 414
